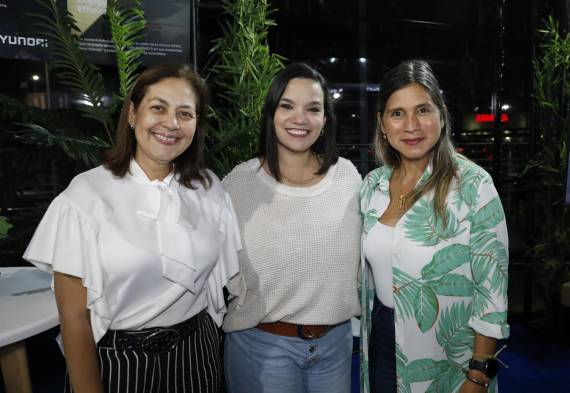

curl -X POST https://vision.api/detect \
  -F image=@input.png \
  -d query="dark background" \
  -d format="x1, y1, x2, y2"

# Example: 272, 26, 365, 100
1, 0, 570, 391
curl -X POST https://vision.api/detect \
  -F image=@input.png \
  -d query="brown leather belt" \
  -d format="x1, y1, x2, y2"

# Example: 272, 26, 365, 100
256, 321, 338, 340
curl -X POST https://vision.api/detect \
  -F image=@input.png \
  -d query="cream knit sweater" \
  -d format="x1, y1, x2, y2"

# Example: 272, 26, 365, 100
222, 157, 362, 332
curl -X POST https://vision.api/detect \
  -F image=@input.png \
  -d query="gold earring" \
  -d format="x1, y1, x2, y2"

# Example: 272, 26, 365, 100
130, 123, 134, 130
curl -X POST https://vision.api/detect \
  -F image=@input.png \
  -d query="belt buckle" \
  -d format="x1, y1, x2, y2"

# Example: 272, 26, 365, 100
141, 328, 180, 355
297, 325, 326, 340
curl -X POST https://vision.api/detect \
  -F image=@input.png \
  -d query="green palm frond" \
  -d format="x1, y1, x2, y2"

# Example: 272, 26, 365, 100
436, 302, 473, 361
107, 0, 145, 99
32, 0, 113, 142
12, 123, 109, 166
469, 197, 505, 233
430, 273, 473, 297
454, 162, 483, 210
421, 244, 470, 280
402, 358, 455, 384
404, 199, 465, 246
425, 365, 465, 393
472, 284, 493, 317
393, 268, 422, 320
395, 344, 412, 393
415, 284, 439, 332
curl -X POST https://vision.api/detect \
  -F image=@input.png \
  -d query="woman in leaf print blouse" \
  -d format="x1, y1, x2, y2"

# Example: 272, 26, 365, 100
360, 59, 509, 393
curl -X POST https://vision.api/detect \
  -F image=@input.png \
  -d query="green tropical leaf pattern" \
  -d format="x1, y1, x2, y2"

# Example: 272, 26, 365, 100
421, 244, 470, 280
363, 209, 379, 234
470, 197, 505, 233
394, 268, 422, 320
359, 158, 509, 393
473, 284, 494, 317
436, 302, 474, 361
415, 284, 439, 332
454, 159, 484, 210
396, 344, 412, 393
480, 311, 508, 325
404, 199, 465, 246
402, 359, 453, 383
425, 365, 466, 393
430, 274, 473, 297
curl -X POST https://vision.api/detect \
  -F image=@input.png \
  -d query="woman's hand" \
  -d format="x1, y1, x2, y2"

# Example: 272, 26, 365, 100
54, 272, 104, 393
458, 369, 490, 393
459, 380, 487, 392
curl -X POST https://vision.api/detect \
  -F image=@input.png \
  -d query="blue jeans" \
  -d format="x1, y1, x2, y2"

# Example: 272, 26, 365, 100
224, 321, 352, 393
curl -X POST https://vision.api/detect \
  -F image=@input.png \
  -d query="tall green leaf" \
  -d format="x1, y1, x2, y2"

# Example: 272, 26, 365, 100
107, 0, 146, 99
206, 0, 285, 176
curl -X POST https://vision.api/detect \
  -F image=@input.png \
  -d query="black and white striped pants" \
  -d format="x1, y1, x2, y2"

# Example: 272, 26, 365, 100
64, 313, 222, 393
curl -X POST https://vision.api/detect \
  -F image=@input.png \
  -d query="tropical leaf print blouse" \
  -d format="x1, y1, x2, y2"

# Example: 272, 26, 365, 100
359, 155, 509, 393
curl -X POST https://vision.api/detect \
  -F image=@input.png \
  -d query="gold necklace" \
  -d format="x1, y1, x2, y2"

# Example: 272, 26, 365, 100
394, 171, 412, 210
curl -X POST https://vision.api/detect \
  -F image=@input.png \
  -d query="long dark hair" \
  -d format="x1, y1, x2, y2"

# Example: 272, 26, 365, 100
375, 59, 457, 221
258, 62, 338, 182
103, 63, 211, 189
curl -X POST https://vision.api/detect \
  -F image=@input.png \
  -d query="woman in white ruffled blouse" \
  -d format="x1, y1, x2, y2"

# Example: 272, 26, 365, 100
24, 64, 241, 393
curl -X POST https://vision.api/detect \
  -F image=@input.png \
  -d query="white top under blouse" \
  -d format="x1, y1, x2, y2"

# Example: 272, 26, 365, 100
363, 221, 395, 308
23, 160, 241, 343
222, 157, 362, 332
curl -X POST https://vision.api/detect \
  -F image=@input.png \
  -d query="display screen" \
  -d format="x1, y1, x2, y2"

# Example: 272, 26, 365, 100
0, 0, 192, 65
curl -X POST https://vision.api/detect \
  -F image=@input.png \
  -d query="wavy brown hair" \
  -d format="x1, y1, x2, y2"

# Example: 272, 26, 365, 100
103, 63, 211, 189
375, 59, 457, 222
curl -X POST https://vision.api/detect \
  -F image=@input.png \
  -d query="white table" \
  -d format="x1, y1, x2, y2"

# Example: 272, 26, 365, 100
0, 267, 59, 393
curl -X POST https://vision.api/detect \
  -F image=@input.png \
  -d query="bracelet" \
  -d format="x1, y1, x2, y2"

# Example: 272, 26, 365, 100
465, 374, 490, 388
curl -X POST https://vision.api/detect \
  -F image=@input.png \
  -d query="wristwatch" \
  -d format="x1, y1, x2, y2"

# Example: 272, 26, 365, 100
469, 358, 498, 378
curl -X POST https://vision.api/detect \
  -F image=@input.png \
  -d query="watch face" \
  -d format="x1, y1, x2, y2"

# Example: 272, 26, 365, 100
486, 358, 498, 378
470, 358, 499, 378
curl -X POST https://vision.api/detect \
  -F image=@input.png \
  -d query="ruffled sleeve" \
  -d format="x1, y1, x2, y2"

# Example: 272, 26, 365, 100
206, 192, 241, 326
23, 195, 112, 342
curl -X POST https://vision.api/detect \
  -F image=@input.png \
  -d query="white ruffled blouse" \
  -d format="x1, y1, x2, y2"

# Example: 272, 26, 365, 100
24, 160, 241, 343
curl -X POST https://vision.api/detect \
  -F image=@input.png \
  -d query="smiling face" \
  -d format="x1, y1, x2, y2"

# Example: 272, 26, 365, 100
273, 78, 326, 157
129, 77, 198, 179
380, 82, 442, 166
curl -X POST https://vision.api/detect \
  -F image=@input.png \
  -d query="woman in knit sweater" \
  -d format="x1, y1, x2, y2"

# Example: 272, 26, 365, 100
222, 62, 362, 393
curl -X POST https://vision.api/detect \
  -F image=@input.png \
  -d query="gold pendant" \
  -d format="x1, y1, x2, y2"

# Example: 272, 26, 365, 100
397, 194, 406, 209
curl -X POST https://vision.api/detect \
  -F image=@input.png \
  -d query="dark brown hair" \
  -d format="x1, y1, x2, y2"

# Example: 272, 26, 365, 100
258, 62, 338, 182
103, 63, 211, 189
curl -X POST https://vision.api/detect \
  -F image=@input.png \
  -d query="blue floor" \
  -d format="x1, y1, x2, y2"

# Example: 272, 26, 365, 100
498, 323, 570, 393
1, 323, 568, 392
